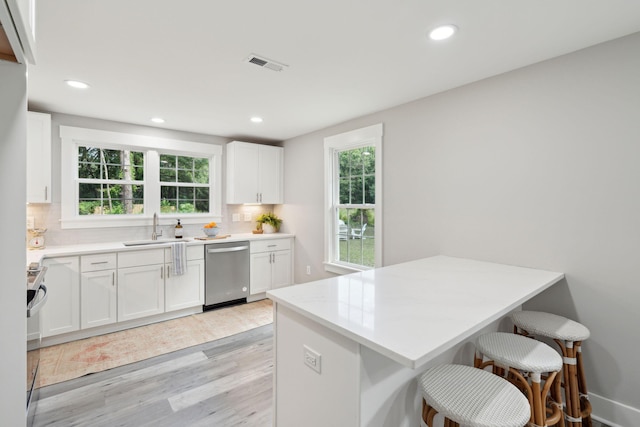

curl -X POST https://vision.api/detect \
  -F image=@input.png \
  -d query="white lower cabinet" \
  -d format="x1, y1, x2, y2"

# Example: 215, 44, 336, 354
250, 238, 293, 295
80, 253, 117, 329
165, 246, 205, 312
118, 249, 165, 322
41, 256, 80, 337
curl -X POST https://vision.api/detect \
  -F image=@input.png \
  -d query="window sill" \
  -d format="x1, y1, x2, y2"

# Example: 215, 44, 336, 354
323, 262, 370, 275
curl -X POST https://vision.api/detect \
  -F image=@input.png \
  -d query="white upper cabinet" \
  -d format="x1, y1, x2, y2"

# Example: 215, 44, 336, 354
26, 111, 52, 203
226, 141, 283, 204
0, 0, 37, 64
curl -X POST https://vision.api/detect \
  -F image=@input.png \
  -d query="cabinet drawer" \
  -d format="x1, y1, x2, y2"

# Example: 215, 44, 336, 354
164, 245, 204, 262
251, 238, 291, 254
81, 253, 117, 272
118, 248, 164, 268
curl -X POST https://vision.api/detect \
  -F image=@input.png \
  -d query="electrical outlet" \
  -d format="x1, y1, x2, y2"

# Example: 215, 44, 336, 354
232, 213, 240, 222
244, 213, 252, 222
306, 265, 311, 275
303, 345, 321, 374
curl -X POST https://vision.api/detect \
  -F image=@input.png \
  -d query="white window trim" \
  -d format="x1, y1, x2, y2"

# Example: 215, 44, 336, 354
60, 126, 222, 229
323, 123, 383, 274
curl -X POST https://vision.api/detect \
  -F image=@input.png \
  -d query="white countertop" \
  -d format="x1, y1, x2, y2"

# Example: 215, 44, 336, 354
267, 255, 564, 369
27, 233, 294, 266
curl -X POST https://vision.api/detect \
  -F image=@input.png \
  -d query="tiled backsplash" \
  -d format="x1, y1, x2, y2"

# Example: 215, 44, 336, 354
27, 203, 277, 247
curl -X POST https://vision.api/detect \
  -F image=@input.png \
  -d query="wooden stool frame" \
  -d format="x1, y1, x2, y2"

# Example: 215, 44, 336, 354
422, 399, 461, 427
473, 355, 563, 427
515, 326, 593, 427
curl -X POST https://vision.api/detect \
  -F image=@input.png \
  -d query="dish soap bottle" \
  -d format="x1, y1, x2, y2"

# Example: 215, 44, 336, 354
175, 219, 183, 238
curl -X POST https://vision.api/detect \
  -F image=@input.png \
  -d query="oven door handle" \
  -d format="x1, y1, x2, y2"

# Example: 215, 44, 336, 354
27, 284, 48, 318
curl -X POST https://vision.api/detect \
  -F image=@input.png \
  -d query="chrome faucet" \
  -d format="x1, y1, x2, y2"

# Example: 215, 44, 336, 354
151, 212, 162, 240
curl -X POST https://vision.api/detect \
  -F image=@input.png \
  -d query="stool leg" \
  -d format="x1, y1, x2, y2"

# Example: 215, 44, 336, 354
556, 340, 582, 427
576, 344, 592, 427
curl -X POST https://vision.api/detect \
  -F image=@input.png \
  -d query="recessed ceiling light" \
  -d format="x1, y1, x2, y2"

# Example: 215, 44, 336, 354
65, 80, 90, 89
151, 117, 165, 124
250, 117, 263, 123
429, 24, 458, 41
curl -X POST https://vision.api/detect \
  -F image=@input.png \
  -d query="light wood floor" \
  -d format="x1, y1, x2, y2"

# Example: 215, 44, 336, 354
32, 324, 273, 426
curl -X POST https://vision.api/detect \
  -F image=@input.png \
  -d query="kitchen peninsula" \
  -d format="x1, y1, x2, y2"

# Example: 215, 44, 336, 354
267, 255, 564, 427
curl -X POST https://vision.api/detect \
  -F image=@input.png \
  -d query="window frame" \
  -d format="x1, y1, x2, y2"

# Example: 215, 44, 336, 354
60, 126, 222, 229
324, 123, 383, 274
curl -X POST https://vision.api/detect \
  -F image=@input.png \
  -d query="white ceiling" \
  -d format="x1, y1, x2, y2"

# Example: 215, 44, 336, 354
27, 0, 640, 142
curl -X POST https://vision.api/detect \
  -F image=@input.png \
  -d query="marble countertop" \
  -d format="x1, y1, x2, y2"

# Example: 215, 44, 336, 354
267, 255, 564, 369
27, 233, 295, 266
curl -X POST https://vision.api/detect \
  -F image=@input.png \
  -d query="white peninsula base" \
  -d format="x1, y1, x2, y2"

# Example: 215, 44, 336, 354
268, 256, 564, 427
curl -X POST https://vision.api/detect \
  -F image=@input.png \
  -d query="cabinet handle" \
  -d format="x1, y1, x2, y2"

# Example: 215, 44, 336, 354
267, 244, 277, 248
45, 186, 48, 201
112, 271, 115, 286
160, 266, 163, 279
167, 265, 171, 278
91, 261, 109, 265
260, 193, 263, 203
256, 192, 260, 203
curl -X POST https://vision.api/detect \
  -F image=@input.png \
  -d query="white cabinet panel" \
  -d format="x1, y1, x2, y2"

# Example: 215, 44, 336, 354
250, 238, 293, 294
271, 250, 292, 290
226, 141, 283, 204
165, 259, 204, 312
117, 264, 165, 322
26, 112, 51, 203
41, 257, 80, 337
250, 252, 273, 295
81, 269, 117, 328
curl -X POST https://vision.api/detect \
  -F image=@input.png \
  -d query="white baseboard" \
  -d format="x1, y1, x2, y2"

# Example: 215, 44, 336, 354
590, 392, 640, 427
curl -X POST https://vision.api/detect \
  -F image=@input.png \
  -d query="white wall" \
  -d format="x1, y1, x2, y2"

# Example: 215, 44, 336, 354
280, 32, 640, 424
0, 60, 28, 425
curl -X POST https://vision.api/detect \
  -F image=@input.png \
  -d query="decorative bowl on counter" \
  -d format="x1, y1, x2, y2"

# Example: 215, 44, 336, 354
203, 227, 220, 237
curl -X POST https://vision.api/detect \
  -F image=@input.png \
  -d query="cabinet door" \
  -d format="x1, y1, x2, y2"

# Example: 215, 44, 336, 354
117, 264, 165, 322
165, 259, 204, 312
250, 252, 273, 294
227, 142, 260, 203
272, 250, 293, 290
41, 257, 80, 337
26, 112, 52, 203
81, 269, 117, 328
258, 145, 283, 204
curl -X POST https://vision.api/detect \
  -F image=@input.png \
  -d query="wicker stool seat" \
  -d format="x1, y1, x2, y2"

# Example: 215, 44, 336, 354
419, 364, 530, 427
474, 332, 563, 427
511, 311, 592, 427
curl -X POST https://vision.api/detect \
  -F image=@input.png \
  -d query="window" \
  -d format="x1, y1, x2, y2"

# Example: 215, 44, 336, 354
77, 146, 145, 215
60, 126, 222, 229
324, 124, 382, 273
159, 154, 210, 214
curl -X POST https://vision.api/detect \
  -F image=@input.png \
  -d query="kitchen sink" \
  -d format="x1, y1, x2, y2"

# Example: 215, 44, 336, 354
123, 239, 189, 247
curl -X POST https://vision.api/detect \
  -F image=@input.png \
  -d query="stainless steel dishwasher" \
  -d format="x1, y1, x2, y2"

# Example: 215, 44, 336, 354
204, 240, 250, 310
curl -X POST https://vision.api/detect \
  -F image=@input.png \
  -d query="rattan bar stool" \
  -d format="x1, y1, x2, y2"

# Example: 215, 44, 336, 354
511, 311, 592, 427
474, 332, 564, 427
419, 364, 530, 427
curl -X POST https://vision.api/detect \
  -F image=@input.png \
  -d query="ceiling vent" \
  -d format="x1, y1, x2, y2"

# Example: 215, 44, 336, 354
245, 54, 288, 72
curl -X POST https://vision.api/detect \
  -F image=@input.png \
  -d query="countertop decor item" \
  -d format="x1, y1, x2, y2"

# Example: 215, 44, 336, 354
203, 221, 220, 237
203, 227, 220, 237
256, 212, 282, 234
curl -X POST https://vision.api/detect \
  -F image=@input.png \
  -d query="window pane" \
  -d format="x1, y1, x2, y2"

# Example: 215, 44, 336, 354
339, 178, 350, 204
364, 176, 375, 204
336, 208, 374, 267
161, 185, 210, 214
78, 183, 144, 215
177, 169, 194, 183
160, 168, 176, 182
363, 147, 375, 174
194, 159, 209, 183
78, 147, 144, 181
349, 149, 363, 176
350, 176, 363, 204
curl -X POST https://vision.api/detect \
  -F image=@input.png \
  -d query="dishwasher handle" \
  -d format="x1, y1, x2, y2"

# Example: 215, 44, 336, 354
207, 245, 249, 254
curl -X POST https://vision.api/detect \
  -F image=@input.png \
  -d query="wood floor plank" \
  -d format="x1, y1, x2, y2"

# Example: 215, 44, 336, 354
32, 324, 274, 427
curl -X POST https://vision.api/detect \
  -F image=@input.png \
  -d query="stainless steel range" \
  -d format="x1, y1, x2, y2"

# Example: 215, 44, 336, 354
26, 264, 48, 426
